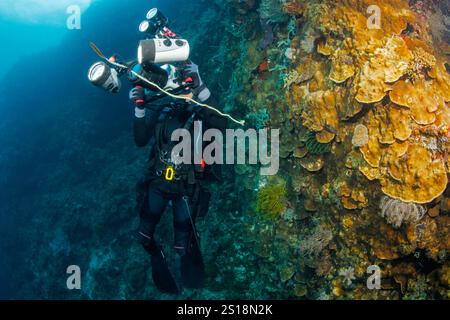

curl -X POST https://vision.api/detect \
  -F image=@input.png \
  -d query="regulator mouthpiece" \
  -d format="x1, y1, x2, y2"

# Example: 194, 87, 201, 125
88, 61, 122, 93
137, 38, 190, 65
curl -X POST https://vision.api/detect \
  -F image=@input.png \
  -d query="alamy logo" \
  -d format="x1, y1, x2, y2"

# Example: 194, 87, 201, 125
66, 5, 81, 30
171, 121, 280, 175
367, 265, 381, 290
66, 265, 81, 290
367, 5, 381, 30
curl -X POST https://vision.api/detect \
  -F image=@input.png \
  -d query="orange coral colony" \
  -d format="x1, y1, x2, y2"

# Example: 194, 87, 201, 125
288, 0, 450, 204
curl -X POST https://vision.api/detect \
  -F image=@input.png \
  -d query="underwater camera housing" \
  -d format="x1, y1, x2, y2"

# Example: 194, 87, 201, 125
128, 62, 172, 91
88, 8, 189, 94
88, 61, 122, 93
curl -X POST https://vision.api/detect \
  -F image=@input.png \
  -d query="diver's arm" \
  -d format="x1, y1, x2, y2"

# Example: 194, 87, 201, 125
182, 61, 212, 104
131, 86, 150, 147
181, 62, 228, 129
133, 114, 151, 147
131, 86, 162, 147
133, 104, 163, 147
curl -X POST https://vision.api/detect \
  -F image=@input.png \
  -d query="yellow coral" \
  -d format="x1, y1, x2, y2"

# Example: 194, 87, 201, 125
359, 162, 381, 181
360, 107, 390, 167
340, 182, 368, 209
317, 40, 333, 56
380, 144, 447, 204
359, 102, 448, 203
389, 105, 413, 142
316, 130, 335, 144
329, 49, 355, 83
299, 154, 325, 172
406, 47, 437, 81
301, 90, 340, 135
356, 36, 413, 104
389, 79, 444, 125
256, 181, 287, 219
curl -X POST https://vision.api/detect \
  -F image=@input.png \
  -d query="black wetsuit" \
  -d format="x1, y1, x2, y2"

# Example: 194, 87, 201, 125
135, 101, 226, 257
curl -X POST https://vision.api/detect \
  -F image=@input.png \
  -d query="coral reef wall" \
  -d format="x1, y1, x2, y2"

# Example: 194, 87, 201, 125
209, 0, 450, 299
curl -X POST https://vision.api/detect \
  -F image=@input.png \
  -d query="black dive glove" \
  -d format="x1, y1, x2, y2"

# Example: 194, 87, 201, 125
130, 86, 146, 109
182, 61, 211, 102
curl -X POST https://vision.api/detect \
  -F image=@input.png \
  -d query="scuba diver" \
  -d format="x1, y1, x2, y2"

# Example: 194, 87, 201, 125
130, 61, 227, 294
87, 8, 228, 294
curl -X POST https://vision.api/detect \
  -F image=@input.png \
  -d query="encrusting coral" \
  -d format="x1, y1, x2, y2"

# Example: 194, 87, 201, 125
356, 35, 413, 104
352, 124, 369, 148
359, 104, 448, 204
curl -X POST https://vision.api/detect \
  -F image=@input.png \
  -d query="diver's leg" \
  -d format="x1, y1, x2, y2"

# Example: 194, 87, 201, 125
173, 196, 205, 288
172, 196, 195, 256
139, 185, 179, 294
138, 186, 168, 254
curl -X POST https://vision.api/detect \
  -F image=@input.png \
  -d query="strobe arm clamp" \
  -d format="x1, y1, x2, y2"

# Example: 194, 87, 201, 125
108, 58, 131, 76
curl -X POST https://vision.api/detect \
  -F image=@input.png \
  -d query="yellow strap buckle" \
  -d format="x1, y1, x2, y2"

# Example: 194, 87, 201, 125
165, 166, 175, 181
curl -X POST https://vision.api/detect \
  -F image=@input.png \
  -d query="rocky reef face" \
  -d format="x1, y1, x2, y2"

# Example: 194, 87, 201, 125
1, 0, 449, 299
207, 0, 449, 299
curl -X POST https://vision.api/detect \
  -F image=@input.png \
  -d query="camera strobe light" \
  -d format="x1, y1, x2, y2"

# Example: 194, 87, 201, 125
138, 39, 190, 65
88, 61, 121, 93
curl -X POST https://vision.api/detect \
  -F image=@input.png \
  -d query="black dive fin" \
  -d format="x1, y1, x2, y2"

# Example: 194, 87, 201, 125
151, 250, 179, 294
180, 234, 205, 288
